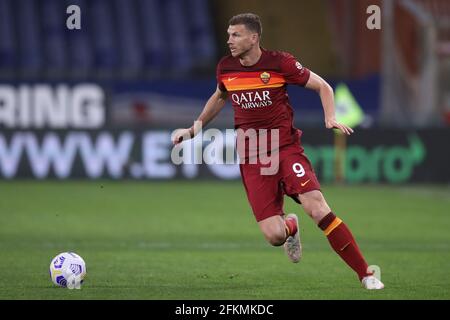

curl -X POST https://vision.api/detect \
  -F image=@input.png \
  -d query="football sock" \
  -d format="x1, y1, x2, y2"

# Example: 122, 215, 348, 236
284, 216, 297, 238
318, 212, 370, 280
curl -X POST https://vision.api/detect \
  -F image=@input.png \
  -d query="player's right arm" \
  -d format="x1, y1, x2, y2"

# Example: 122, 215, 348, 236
172, 86, 228, 145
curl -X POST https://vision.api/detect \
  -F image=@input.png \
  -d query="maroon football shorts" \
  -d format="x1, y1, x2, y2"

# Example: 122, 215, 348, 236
239, 143, 321, 222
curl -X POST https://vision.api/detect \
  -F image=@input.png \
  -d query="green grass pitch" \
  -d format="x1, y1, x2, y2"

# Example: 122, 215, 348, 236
0, 181, 449, 299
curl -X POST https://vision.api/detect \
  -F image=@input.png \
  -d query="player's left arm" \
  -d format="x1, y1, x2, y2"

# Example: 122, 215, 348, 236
305, 71, 354, 135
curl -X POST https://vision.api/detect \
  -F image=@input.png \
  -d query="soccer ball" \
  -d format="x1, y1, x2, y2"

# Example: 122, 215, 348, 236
49, 252, 86, 289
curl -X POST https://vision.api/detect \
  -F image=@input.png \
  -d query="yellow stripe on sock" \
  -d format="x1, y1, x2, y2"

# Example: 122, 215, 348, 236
324, 217, 343, 236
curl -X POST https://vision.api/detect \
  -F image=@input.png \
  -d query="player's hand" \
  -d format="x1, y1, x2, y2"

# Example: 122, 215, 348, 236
325, 118, 354, 135
172, 128, 194, 145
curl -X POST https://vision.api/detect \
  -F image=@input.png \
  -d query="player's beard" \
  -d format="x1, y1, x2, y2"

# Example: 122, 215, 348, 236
235, 44, 253, 59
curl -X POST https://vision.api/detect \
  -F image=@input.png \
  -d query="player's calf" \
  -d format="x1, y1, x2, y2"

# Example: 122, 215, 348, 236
318, 212, 376, 282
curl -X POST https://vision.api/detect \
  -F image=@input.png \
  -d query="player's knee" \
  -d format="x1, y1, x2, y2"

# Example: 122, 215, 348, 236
261, 226, 286, 246
265, 232, 286, 246
259, 216, 286, 246
300, 195, 330, 223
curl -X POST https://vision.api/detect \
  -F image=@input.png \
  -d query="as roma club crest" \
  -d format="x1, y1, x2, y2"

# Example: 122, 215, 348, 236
260, 72, 271, 84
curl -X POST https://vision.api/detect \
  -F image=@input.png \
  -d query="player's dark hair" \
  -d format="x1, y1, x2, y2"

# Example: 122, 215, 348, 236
229, 13, 262, 38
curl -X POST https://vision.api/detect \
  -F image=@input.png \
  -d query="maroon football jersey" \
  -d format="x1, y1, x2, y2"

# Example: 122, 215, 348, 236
216, 48, 310, 160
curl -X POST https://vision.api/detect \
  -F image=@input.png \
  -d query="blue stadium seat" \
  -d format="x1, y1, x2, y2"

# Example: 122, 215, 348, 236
114, 0, 144, 78
187, 0, 217, 69
41, 0, 67, 76
163, 0, 194, 75
16, 0, 43, 76
138, 0, 167, 75
0, 0, 16, 73
90, 0, 119, 76
3, 0, 217, 79
65, 0, 93, 78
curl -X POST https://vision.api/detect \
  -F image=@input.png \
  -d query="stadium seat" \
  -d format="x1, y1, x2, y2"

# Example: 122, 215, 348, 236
90, 0, 119, 77
41, 0, 68, 77
138, 0, 167, 76
65, 0, 94, 79
16, 0, 43, 77
163, 0, 194, 76
114, 0, 144, 78
3, 0, 217, 79
187, 0, 217, 71
0, 0, 16, 74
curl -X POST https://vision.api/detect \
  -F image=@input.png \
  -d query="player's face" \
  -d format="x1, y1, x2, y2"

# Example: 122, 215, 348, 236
227, 24, 258, 58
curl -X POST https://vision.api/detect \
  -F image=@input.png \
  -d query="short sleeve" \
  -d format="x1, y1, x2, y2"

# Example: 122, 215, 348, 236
279, 52, 310, 87
216, 61, 227, 92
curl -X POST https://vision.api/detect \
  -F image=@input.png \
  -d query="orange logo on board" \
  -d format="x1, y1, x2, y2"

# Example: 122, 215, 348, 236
260, 72, 271, 84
